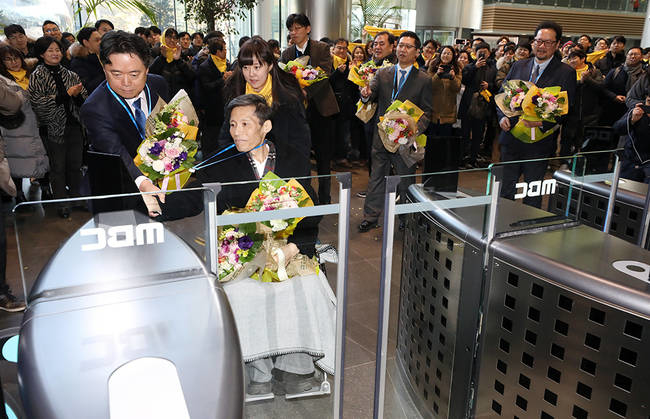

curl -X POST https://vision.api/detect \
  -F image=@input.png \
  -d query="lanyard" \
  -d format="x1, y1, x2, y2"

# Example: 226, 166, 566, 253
391, 67, 412, 102
190, 140, 267, 172
106, 82, 152, 140
192, 143, 235, 171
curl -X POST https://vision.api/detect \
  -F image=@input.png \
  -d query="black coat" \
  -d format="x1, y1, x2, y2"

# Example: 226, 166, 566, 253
458, 59, 497, 119
149, 55, 195, 98
595, 51, 625, 76
159, 140, 320, 257
614, 112, 650, 165
70, 53, 105, 94
197, 58, 226, 127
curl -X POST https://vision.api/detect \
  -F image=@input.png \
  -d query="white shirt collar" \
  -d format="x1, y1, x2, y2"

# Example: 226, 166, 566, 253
296, 39, 309, 54
124, 89, 148, 116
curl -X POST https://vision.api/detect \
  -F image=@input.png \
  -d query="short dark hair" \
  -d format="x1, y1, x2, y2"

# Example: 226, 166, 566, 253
134, 27, 149, 37
267, 39, 280, 50
191, 32, 204, 41
472, 37, 485, 44
579, 34, 592, 43
208, 37, 226, 54
398, 31, 421, 50
4, 24, 26, 38
628, 46, 643, 55
99, 30, 152, 67
286, 13, 311, 30
77, 27, 97, 45
163, 28, 178, 39
335, 38, 348, 46
238, 36, 251, 48
612, 35, 626, 45
62, 32, 74, 40
34, 36, 63, 59
535, 20, 562, 41
643, 47, 650, 55
504, 44, 516, 54
320, 37, 333, 45
95, 19, 114, 30
204, 31, 222, 44
497, 36, 510, 43
516, 42, 532, 53
226, 94, 273, 124
374, 31, 396, 45
475, 42, 491, 53
568, 49, 586, 60
149, 26, 161, 35
42, 20, 58, 29
178, 31, 190, 39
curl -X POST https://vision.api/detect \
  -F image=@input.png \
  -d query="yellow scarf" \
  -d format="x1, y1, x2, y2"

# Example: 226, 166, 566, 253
575, 64, 589, 80
8, 69, 28, 90
332, 54, 347, 69
246, 74, 273, 106
161, 28, 178, 63
587, 49, 607, 64
210, 54, 228, 73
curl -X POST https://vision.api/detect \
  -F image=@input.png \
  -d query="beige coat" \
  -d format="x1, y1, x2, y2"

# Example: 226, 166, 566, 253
431, 73, 461, 124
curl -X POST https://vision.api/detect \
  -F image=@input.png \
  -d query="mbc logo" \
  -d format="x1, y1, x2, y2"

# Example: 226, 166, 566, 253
80, 223, 165, 251
514, 179, 557, 199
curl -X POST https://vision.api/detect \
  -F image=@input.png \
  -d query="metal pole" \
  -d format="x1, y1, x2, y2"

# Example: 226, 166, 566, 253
372, 175, 401, 419
203, 183, 221, 275
638, 183, 650, 248
485, 166, 502, 265
333, 173, 351, 419
173, 0, 178, 30
603, 154, 622, 234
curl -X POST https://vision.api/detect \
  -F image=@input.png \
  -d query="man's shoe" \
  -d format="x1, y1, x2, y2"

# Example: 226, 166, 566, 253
356, 190, 367, 198
58, 207, 70, 219
271, 369, 317, 395
358, 220, 379, 233
0, 293, 26, 312
247, 380, 272, 395
398, 220, 406, 231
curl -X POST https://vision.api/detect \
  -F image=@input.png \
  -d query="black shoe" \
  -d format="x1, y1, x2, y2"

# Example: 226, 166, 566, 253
41, 187, 53, 200
271, 369, 317, 395
358, 219, 379, 233
247, 380, 272, 395
398, 220, 405, 231
0, 292, 26, 312
356, 190, 367, 198
58, 207, 70, 219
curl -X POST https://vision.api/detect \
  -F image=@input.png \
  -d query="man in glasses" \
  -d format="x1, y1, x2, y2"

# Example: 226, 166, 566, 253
358, 31, 432, 232
4, 24, 37, 58
497, 20, 576, 208
371, 31, 397, 66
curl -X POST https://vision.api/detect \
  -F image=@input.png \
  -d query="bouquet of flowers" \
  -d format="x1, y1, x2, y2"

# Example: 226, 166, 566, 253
217, 227, 263, 282
245, 171, 314, 238
282, 59, 328, 87
348, 59, 393, 87
495, 79, 533, 117
511, 85, 568, 143
134, 89, 199, 192
377, 100, 427, 153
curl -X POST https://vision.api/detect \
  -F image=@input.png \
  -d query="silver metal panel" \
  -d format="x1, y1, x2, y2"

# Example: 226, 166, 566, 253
475, 258, 650, 418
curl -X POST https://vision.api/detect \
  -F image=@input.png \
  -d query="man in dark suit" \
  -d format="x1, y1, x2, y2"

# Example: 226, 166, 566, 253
81, 31, 169, 206
281, 13, 339, 205
358, 31, 433, 232
198, 37, 231, 157
497, 21, 576, 208
70, 27, 105, 94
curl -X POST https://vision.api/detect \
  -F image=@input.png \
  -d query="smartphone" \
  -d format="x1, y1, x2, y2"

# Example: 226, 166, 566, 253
641, 105, 650, 113
478, 53, 485, 60
455, 38, 465, 45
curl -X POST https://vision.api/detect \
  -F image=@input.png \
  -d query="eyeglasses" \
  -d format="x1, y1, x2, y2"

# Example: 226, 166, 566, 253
2, 56, 20, 63
8, 34, 26, 41
397, 43, 416, 50
289, 25, 304, 33
44, 28, 60, 34
533, 39, 557, 47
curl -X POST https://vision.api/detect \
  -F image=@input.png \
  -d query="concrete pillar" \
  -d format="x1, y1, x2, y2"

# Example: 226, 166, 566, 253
283, 0, 351, 40
254, 0, 275, 40
415, 0, 483, 36
642, 3, 650, 47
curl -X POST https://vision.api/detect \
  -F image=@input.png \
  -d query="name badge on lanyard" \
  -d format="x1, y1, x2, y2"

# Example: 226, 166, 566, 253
106, 83, 152, 140
391, 67, 412, 102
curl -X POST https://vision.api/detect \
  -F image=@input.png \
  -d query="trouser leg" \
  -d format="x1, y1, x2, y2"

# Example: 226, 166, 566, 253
65, 122, 83, 198
247, 358, 274, 383
309, 110, 334, 204
0, 202, 7, 295
274, 353, 315, 375
363, 141, 392, 222
470, 117, 485, 161
521, 159, 550, 208
47, 140, 66, 200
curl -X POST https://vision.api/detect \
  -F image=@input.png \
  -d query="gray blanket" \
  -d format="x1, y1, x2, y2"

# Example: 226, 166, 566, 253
223, 272, 337, 375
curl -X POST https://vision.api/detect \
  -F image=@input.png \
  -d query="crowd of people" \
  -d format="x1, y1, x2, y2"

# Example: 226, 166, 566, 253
0, 13, 649, 386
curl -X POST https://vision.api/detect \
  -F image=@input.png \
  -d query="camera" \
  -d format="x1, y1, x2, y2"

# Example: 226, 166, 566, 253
478, 52, 485, 60
439, 64, 453, 79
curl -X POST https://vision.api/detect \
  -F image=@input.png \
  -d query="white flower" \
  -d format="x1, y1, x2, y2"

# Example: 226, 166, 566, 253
398, 137, 408, 145
152, 159, 165, 173
270, 219, 288, 231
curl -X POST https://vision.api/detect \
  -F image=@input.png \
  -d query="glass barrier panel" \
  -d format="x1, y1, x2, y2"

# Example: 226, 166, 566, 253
12, 188, 213, 305
376, 168, 493, 419
210, 174, 348, 418
487, 155, 587, 236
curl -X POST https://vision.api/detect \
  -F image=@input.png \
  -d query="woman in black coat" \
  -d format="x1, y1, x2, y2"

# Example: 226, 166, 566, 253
148, 28, 195, 98
216, 37, 310, 160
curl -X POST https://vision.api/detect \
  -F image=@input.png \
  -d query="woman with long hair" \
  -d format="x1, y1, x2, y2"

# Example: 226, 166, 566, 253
425, 45, 462, 175
0, 45, 49, 205
218, 36, 310, 158
29, 36, 87, 218
351, 45, 367, 67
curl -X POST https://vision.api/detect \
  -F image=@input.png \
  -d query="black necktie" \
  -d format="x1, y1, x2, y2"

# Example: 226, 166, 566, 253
530, 64, 540, 82
133, 98, 147, 138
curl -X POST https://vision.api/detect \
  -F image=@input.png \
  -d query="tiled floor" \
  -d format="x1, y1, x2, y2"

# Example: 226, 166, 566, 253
1, 164, 432, 419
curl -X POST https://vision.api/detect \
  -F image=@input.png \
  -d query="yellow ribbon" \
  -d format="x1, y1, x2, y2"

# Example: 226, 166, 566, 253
246, 74, 273, 106
8, 69, 28, 90
587, 49, 607, 64
332, 54, 347, 69
480, 89, 492, 103
575, 64, 589, 81
210, 54, 228, 73
161, 28, 177, 63
363, 25, 406, 38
